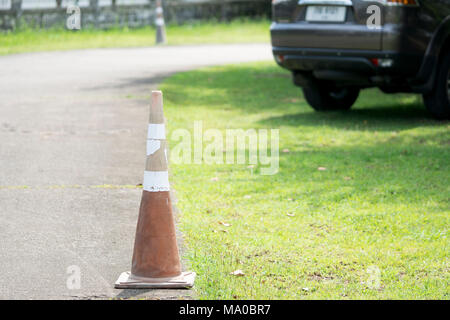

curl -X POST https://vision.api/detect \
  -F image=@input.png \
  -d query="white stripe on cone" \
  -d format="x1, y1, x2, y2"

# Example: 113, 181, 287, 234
146, 139, 161, 156
148, 124, 165, 140
143, 171, 170, 192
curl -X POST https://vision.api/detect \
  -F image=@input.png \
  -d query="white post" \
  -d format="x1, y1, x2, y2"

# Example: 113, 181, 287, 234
155, 0, 166, 44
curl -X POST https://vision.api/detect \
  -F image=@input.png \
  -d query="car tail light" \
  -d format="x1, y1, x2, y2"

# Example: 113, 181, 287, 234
384, 0, 420, 6
370, 58, 379, 67
275, 54, 285, 63
370, 58, 394, 68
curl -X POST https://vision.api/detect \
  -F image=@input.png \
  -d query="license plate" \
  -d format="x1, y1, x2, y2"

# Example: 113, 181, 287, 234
305, 6, 347, 22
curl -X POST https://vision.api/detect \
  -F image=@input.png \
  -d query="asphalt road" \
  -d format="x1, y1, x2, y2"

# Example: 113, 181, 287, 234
0, 44, 272, 299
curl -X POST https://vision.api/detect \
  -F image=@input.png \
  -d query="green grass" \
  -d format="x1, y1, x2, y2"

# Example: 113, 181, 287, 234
156, 61, 450, 299
0, 19, 270, 55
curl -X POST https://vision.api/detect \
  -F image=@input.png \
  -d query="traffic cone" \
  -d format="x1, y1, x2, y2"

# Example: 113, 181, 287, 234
155, 0, 166, 45
115, 91, 195, 289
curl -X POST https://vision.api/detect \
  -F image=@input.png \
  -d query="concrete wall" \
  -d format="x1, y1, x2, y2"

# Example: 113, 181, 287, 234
0, 0, 271, 30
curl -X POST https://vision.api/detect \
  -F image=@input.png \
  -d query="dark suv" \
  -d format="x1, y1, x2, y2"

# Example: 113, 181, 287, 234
271, 0, 450, 119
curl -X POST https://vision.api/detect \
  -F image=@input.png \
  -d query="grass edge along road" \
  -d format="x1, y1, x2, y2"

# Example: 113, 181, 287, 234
0, 19, 270, 55
157, 61, 449, 299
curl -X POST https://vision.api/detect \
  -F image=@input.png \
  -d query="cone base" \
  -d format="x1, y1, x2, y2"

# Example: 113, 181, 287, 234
114, 271, 195, 289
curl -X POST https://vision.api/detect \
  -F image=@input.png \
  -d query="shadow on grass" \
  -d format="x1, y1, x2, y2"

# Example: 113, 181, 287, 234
162, 64, 445, 131
258, 102, 439, 132
163, 63, 449, 207
224, 141, 449, 210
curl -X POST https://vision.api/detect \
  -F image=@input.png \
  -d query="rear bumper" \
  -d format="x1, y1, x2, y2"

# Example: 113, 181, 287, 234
272, 46, 423, 83
270, 21, 426, 82
271, 22, 382, 51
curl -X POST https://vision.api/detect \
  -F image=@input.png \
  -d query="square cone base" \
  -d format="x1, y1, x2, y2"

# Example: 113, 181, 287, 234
115, 271, 196, 289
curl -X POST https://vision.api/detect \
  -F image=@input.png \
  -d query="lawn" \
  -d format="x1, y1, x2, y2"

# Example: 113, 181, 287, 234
157, 61, 450, 299
0, 19, 270, 55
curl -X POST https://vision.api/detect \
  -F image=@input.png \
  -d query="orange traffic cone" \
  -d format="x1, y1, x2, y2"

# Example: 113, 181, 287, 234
115, 91, 195, 289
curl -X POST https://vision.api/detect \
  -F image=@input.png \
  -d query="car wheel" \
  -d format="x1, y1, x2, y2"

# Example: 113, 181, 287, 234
302, 82, 360, 112
423, 50, 450, 120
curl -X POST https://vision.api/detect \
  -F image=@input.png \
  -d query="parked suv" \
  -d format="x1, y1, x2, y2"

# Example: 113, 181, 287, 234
271, 0, 450, 119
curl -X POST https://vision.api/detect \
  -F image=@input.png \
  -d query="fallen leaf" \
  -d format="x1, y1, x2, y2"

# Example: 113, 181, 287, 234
302, 287, 309, 291
220, 229, 228, 233
344, 176, 352, 181
218, 221, 231, 227
230, 270, 245, 276
317, 167, 327, 171
282, 97, 300, 103
286, 213, 295, 217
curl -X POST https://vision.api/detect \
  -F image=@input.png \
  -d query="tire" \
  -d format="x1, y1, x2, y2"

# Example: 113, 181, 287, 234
302, 82, 360, 112
423, 50, 450, 120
